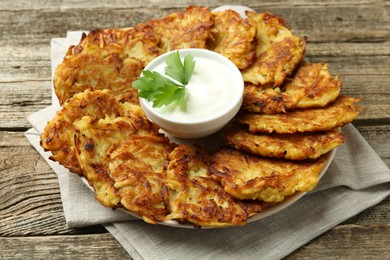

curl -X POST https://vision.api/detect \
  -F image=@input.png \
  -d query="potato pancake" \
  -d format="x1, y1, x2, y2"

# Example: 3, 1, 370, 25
54, 48, 143, 105
73, 114, 172, 211
71, 27, 162, 64
163, 145, 248, 227
246, 12, 290, 57
40, 89, 139, 174
295, 63, 342, 109
223, 124, 344, 160
54, 26, 164, 105
144, 6, 213, 52
107, 135, 173, 223
242, 36, 306, 86
237, 95, 361, 134
241, 12, 306, 86
243, 63, 342, 113
211, 148, 328, 202
207, 9, 256, 69
73, 116, 124, 207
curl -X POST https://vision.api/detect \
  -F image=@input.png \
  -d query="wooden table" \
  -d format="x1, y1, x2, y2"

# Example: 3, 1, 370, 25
1, 1, 389, 259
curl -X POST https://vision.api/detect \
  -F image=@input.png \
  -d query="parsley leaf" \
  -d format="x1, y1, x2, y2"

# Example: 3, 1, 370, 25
165, 51, 195, 85
133, 51, 195, 110
133, 70, 187, 109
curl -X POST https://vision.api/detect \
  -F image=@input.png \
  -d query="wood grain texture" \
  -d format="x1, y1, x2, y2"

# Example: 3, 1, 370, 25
0, 131, 106, 236
1, 6, 388, 40
0, 0, 384, 11
287, 224, 390, 259
0, 234, 131, 259
1, 226, 390, 259
1, 0, 389, 259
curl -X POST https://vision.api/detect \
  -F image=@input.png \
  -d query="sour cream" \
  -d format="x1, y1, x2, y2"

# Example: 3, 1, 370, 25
151, 57, 241, 123
139, 48, 244, 139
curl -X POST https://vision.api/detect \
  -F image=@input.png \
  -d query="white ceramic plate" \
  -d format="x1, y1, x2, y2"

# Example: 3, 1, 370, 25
79, 5, 336, 228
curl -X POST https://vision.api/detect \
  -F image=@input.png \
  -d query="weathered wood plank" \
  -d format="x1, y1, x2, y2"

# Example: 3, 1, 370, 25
307, 55, 390, 76
0, 0, 61, 11
0, 6, 388, 43
0, 0, 384, 11
0, 234, 131, 259
58, 0, 385, 10
0, 9, 168, 39
340, 75, 390, 123
0, 81, 51, 129
277, 7, 390, 43
355, 125, 390, 163
0, 132, 105, 236
0, 46, 51, 82
287, 224, 390, 259
1, 224, 390, 259
306, 42, 390, 57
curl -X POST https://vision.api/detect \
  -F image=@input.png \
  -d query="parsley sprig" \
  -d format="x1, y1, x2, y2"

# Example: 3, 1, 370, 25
133, 51, 195, 110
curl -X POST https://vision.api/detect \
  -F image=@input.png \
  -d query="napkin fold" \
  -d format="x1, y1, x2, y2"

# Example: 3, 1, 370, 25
25, 24, 390, 259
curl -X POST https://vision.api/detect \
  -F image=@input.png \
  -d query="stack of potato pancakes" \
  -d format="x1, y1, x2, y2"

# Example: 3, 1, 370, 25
41, 6, 361, 227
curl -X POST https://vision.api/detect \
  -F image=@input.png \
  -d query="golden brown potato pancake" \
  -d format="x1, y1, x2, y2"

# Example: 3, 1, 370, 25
54, 48, 143, 105
74, 116, 125, 207
241, 12, 306, 86
211, 148, 328, 202
71, 27, 162, 64
207, 9, 256, 69
246, 12, 290, 57
143, 6, 213, 52
163, 144, 248, 227
242, 36, 306, 86
40, 89, 142, 174
73, 112, 171, 208
107, 135, 174, 223
223, 124, 344, 160
237, 95, 361, 134
74, 113, 174, 219
294, 63, 342, 109
54, 26, 165, 105
243, 63, 342, 113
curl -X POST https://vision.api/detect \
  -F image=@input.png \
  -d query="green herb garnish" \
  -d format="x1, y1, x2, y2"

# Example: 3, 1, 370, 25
133, 51, 195, 110
165, 51, 195, 85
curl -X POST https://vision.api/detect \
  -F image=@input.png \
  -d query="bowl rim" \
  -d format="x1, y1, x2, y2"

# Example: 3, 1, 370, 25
139, 48, 244, 125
